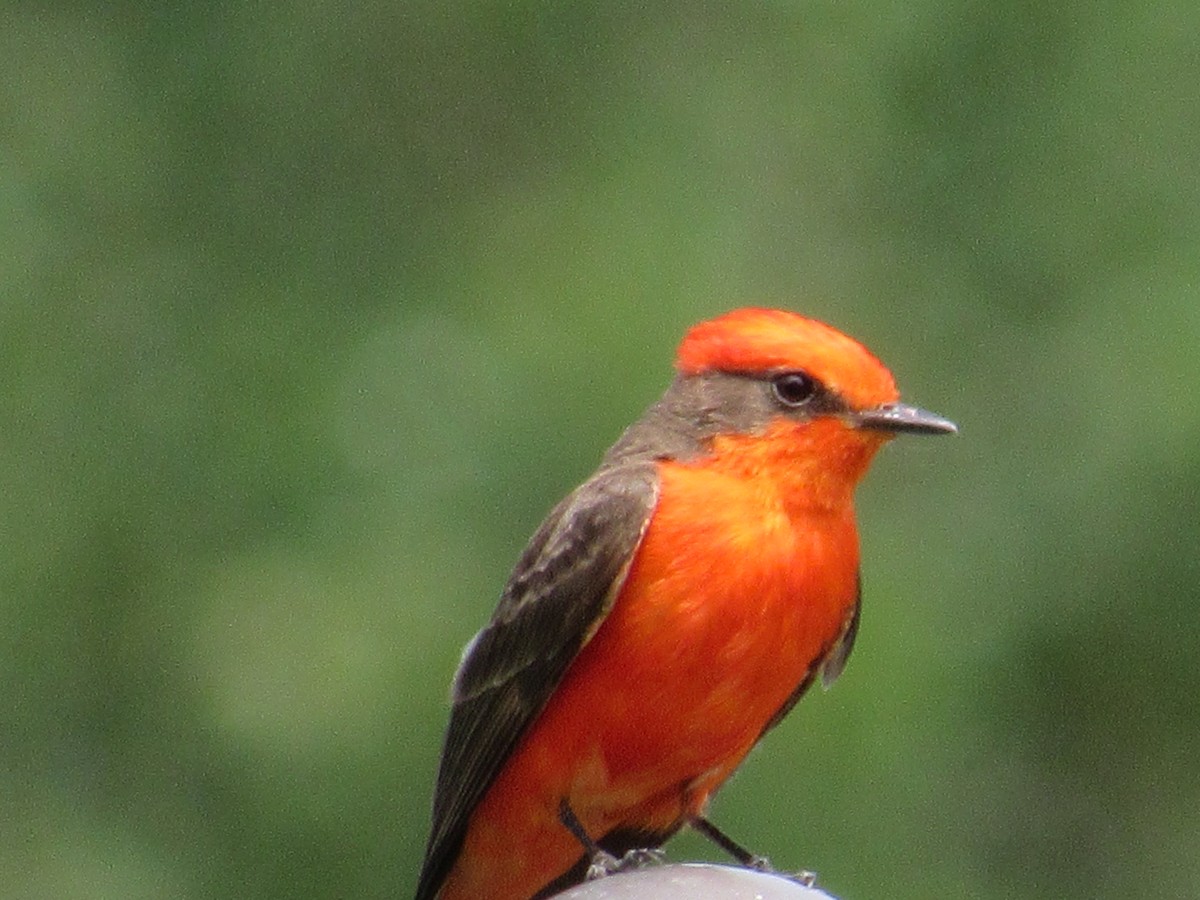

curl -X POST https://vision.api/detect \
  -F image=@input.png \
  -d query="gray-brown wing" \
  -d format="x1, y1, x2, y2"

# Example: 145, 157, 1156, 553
414, 462, 660, 900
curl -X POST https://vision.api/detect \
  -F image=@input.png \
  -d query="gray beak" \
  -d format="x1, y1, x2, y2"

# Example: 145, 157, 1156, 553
852, 402, 958, 436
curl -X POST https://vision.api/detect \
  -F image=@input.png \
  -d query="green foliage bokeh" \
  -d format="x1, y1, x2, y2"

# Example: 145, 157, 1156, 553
4, 3, 1199, 898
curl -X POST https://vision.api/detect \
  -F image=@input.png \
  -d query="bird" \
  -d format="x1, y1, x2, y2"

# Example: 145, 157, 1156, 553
414, 307, 956, 900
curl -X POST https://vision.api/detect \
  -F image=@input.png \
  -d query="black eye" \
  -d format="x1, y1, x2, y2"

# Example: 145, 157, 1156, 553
771, 371, 818, 407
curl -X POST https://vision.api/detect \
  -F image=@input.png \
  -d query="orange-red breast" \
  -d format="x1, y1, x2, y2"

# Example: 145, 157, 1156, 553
415, 308, 956, 900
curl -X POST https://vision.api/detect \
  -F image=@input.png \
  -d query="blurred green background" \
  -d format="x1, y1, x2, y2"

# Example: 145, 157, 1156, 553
4, 2, 1199, 898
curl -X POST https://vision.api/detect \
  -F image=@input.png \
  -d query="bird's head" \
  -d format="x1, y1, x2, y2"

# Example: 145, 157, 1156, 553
607, 307, 955, 503
677, 307, 956, 437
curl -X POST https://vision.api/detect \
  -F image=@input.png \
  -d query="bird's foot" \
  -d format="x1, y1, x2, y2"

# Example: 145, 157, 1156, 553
743, 856, 817, 887
584, 848, 666, 880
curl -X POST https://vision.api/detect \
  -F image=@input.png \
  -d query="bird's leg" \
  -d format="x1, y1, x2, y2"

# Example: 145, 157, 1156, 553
689, 815, 815, 886
557, 799, 664, 880
689, 815, 769, 868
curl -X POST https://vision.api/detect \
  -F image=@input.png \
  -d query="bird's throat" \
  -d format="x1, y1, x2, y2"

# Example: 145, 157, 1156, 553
702, 417, 885, 514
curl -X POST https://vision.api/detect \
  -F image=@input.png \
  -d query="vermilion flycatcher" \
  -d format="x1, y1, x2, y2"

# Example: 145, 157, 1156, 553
414, 308, 956, 900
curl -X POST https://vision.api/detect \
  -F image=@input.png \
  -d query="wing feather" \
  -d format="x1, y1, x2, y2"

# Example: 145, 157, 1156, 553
414, 462, 660, 900
757, 572, 861, 738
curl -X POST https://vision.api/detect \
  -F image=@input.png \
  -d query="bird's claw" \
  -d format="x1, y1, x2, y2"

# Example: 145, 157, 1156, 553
619, 848, 666, 870
585, 848, 666, 880
584, 851, 620, 880
789, 868, 818, 887
765, 866, 818, 888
